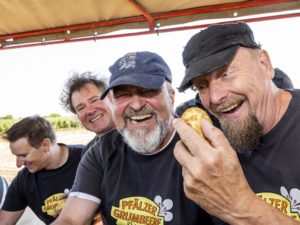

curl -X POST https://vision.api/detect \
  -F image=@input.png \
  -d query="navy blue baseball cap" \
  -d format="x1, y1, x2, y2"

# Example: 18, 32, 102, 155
179, 22, 261, 92
100, 51, 172, 99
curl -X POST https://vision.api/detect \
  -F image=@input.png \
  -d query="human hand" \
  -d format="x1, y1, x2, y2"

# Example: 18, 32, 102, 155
92, 212, 103, 225
53, 193, 68, 217
173, 118, 257, 222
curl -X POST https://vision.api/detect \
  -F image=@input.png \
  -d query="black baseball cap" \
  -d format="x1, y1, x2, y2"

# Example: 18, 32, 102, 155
179, 22, 261, 92
101, 51, 172, 99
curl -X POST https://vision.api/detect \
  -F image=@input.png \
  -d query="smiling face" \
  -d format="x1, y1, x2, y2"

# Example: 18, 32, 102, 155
10, 137, 49, 173
109, 82, 175, 154
191, 47, 274, 151
71, 83, 114, 135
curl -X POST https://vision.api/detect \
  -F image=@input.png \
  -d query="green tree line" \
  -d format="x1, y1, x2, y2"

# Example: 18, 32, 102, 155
0, 114, 83, 134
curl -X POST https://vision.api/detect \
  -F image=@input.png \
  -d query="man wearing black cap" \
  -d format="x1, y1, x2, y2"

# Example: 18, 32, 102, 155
174, 22, 300, 224
52, 51, 216, 225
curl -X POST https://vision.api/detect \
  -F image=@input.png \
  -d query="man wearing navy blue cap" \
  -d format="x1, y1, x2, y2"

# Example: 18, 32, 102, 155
53, 51, 217, 225
173, 22, 300, 224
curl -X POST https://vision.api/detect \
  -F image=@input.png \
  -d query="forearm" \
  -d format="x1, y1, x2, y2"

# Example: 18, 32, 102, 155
227, 196, 299, 225
51, 196, 99, 225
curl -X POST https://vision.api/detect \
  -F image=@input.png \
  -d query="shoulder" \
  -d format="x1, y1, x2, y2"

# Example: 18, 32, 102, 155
67, 144, 85, 150
83, 129, 123, 162
0, 176, 9, 209
288, 89, 300, 102
65, 144, 85, 162
90, 129, 122, 149
175, 98, 198, 116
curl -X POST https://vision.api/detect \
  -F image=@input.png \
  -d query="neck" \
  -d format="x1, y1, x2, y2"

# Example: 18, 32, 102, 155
261, 89, 292, 134
46, 144, 68, 170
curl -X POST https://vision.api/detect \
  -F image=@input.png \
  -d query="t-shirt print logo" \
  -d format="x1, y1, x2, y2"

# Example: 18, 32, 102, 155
118, 53, 136, 71
256, 186, 300, 222
111, 195, 174, 224
281, 186, 300, 218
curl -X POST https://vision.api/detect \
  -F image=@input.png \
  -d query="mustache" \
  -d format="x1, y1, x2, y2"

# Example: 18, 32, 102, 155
123, 106, 157, 118
210, 95, 246, 114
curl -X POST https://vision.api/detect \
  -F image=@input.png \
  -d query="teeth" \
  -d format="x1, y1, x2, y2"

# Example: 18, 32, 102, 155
221, 103, 239, 112
130, 114, 151, 121
90, 115, 102, 123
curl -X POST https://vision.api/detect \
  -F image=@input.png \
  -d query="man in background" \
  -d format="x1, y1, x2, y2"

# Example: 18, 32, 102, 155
60, 72, 115, 153
0, 115, 83, 224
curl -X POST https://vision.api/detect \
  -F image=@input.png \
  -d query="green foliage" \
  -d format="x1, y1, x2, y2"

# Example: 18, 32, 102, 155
47, 113, 61, 118
0, 115, 13, 120
0, 115, 82, 135
0, 118, 15, 133
45, 116, 82, 130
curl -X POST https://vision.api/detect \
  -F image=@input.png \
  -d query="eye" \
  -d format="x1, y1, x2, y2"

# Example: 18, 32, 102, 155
141, 89, 159, 97
91, 97, 100, 103
75, 105, 85, 113
221, 70, 236, 78
191, 81, 208, 91
113, 91, 131, 99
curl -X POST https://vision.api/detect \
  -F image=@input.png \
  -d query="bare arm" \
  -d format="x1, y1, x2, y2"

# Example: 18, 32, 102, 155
51, 196, 99, 225
0, 209, 24, 225
173, 118, 299, 225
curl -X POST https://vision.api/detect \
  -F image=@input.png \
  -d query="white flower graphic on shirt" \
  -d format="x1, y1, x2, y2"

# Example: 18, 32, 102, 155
281, 186, 300, 216
154, 195, 173, 222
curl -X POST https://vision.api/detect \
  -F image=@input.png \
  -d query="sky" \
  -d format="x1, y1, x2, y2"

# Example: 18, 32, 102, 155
0, 16, 300, 118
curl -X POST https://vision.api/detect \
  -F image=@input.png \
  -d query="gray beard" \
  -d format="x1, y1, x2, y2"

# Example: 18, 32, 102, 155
121, 116, 171, 154
220, 114, 262, 153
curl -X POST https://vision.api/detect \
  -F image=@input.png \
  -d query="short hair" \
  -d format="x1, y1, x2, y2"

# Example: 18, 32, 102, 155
60, 71, 108, 114
4, 115, 56, 148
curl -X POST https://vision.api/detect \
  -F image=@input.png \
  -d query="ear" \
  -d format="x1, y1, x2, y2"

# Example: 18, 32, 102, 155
41, 138, 51, 153
169, 88, 175, 106
107, 91, 113, 103
258, 49, 274, 80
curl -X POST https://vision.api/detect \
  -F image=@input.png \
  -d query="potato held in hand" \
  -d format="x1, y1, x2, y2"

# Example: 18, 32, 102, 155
181, 107, 212, 138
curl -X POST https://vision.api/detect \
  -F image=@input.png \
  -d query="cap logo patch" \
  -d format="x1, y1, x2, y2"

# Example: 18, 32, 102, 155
118, 53, 136, 71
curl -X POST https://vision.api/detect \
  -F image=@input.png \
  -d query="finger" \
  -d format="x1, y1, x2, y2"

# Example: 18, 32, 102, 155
173, 118, 211, 156
201, 120, 231, 149
173, 140, 194, 169
58, 193, 68, 200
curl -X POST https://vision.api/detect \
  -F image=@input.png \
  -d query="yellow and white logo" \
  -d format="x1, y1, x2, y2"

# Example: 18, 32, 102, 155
42, 189, 69, 218
111, 195, 173, 225
257, 186, 300, 222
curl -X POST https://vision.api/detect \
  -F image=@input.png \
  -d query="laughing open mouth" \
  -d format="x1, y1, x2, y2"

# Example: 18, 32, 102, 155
90, 114, 103, 123
129, 114, 153, 123
220, 102, 242, 114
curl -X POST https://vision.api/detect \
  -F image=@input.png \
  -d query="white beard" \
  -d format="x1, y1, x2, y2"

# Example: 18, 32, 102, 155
123, 123, 164, 154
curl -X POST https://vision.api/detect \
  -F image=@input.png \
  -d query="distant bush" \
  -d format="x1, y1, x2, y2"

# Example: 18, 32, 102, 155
48, 113, 61, 118
0, 118, 15, 133
0, 115, 13, 120
0, 115, 82, 135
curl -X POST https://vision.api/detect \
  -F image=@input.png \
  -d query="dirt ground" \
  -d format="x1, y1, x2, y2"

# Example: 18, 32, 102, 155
0, 129, 95, 224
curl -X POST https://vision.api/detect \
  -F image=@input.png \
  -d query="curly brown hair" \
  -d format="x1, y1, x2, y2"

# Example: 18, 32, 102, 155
60, 71, 108, 114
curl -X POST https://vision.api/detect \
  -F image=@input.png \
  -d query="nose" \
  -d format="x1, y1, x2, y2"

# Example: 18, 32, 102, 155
86, 104, 96, 115
208, 79, 228, 105
128, 94, 145, 111
16, 157, 25, 168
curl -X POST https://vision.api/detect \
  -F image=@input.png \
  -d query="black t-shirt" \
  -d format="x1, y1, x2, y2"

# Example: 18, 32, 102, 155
72, 130, 217, 224
239, 89, 300, 222
3, 144, 84, 224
